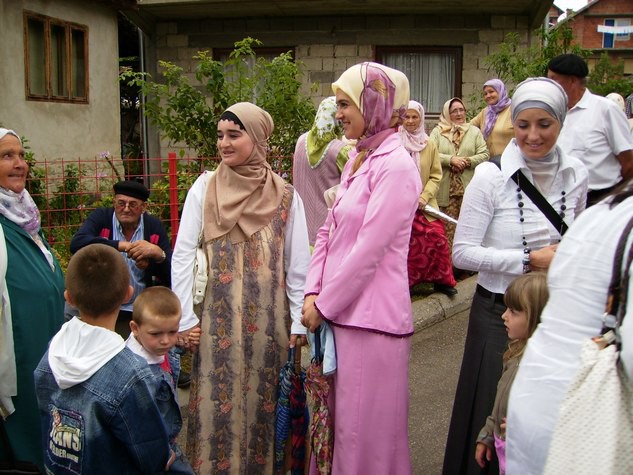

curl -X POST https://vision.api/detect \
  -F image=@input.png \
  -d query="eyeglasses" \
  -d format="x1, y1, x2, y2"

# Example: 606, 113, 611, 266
115, 200, 142, 210
449, 108, 466, 115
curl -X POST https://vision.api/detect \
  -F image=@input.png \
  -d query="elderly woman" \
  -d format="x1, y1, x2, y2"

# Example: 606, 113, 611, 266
171, 103, 311, 473
0, 128, 65, 470
301, 62, 421, 474
292, 96, 352, 246
442, 78, 588, 475
471, 79, 514, 158
399, 100, 457, 295
430, 97, 489, 249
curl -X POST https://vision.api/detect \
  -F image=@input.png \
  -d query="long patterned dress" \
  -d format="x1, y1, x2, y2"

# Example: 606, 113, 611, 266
186, 186, 294, 474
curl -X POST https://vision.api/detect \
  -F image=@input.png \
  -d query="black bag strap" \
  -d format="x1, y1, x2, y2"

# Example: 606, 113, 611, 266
605, 213, 633, 330
512, 170, 569, 236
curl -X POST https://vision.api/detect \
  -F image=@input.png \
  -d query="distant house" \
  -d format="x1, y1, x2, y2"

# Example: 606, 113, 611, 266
126, 0, 554, 158
0, 0, 135, 163
558, 0, 633, 74
547, 4, 565, 26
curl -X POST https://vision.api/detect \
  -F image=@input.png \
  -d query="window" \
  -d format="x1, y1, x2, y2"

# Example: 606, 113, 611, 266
376, 47, 462, 116
24, 12, 88, 102
603, 18, 632, 48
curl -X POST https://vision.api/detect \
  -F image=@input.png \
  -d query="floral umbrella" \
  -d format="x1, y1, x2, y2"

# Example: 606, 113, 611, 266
305, 326, 333, 475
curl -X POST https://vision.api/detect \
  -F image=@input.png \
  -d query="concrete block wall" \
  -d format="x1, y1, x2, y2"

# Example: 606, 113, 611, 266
149, 13, 532, 156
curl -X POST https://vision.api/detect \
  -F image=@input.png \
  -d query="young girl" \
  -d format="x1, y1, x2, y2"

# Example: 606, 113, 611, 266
474, 272, 549, 474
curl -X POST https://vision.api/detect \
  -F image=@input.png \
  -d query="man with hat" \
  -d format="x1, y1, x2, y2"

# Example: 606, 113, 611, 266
69, 180, 171, 335
547, 53, 633, 205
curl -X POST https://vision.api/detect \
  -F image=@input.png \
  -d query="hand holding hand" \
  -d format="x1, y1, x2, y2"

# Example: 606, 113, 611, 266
127, 240, 163, 263
530, 244, 559, 272
475, 442, 492, 468
301, 297, 323, 332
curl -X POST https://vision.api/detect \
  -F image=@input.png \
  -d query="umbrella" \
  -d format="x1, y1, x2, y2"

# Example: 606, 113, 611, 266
274, 345, 308, 474
423, 205, 459, 225
305, 326, 334, 475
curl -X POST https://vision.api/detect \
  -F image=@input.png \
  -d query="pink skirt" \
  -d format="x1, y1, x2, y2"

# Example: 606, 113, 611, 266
310, 325, 412, 474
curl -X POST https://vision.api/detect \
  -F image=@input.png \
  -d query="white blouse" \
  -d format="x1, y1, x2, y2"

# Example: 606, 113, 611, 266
453, 140, 588, 294
506, 194, 633, 475
171, 171, 311, 333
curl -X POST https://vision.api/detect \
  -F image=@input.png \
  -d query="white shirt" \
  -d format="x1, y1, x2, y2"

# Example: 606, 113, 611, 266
171, 171, 311, 333
557, 88, 633, 190
453, 141, 588, 294
506, 195, 633, 475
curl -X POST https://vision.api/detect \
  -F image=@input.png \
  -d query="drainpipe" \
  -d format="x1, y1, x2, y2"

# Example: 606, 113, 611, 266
138, 27, 149, 180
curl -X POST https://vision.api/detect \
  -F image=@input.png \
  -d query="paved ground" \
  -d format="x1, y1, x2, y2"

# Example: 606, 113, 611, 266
177, 275, 478, 473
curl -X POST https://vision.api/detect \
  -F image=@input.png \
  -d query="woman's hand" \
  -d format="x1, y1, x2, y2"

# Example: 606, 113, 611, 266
475, 442, 492, 468
301, 296, 323, 333
289, 334, 306, 348
450, 156, 467, 173
529, 244, 559, 272
418, 198, 427, 210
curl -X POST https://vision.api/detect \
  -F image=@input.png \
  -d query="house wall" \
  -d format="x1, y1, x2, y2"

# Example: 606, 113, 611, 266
566, 0, 633, 73
146, 13, 532, 157
0, 0, 121, 163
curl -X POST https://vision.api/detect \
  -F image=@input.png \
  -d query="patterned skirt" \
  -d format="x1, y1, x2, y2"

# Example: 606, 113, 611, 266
407, 211, 456, 288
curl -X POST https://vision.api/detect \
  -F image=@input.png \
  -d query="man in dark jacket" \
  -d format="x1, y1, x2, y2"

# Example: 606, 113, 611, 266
69, 181, 171, 337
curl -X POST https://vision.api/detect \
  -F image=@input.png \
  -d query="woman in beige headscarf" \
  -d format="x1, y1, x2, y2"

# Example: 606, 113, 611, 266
171, 102, 311, 474
430, 98, 489, 249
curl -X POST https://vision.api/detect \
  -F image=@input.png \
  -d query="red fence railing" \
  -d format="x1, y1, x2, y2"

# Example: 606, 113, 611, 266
27, 154, 292, 268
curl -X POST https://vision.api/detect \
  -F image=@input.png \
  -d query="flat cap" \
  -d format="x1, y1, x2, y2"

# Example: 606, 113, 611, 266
113, 180, 150, 201
547, 54, 589, 78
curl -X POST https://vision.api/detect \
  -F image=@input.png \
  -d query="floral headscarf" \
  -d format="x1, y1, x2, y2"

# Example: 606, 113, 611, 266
0, 128, 40, 237
306, 96, 344, 167
482, 79, 511, 140
398, 100, 428, 154
331, 62, 409, 172
438, 98, 470, 150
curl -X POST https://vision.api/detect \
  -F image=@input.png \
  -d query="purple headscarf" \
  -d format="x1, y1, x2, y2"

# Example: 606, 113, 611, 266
483, 79, 511, 140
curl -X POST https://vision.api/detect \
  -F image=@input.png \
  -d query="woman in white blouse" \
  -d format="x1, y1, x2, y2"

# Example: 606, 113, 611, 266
442, 78, 588, 475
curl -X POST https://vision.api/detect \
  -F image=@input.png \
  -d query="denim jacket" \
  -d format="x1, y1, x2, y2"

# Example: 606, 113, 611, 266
35, 346, 171, 474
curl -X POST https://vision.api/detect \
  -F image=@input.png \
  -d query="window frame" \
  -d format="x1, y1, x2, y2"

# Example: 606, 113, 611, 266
23, 11, 89, 103
375, 46, 462, 118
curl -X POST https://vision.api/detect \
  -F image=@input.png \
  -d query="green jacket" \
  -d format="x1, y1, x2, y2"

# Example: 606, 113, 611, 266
430, 125, 490, 207
0, 216, 64, 469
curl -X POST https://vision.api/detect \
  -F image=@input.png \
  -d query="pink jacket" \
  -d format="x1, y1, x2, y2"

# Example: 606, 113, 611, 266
305, 133, 422, 336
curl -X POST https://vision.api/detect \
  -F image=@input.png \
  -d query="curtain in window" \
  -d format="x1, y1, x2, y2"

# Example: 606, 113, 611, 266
381, 52, 455, 114
27, 18, 46, 96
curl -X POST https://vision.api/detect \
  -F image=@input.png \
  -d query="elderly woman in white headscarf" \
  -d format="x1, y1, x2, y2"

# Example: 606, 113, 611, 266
301, 62, 421, 474
292, 96, 352, 246
0, 128, 65, 470
442, 78, 589, 475
399, 100, 457, 295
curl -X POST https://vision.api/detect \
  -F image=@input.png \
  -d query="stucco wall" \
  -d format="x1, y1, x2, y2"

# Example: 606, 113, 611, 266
0, 0, 121, 163
147, 13, 531, 157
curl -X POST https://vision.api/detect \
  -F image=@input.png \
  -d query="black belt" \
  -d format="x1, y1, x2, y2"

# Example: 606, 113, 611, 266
476, 284, 505, 305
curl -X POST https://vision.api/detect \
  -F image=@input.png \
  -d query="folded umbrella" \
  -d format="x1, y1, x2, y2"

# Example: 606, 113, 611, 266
305, 326, 334, 475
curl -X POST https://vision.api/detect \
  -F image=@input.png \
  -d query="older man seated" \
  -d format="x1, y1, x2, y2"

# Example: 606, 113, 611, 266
69, 181, 171, 334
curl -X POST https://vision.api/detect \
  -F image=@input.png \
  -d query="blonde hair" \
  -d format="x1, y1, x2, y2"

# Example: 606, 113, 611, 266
502, 272, 549, 362
132, 287, 181, 325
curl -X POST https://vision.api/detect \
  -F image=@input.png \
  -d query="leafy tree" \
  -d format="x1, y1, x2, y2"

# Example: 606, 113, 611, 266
120, 37, 316, 163
586, 52, 633, 98
484, 22, 589, 89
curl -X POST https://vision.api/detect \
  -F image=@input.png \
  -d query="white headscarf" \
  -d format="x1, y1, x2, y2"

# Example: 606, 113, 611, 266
511, 77, 568, 125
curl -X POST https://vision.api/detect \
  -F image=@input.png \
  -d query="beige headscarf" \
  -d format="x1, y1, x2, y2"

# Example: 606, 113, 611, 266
438, 97, 470, 149
204, 102, 286, 244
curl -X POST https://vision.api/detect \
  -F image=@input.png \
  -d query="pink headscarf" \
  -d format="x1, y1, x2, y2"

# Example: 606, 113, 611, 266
398, 100, 428, 154
483, 79, 511, 140
332, 62, 409, 155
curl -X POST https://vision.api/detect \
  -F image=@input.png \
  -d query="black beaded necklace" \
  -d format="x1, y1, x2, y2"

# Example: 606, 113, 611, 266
515, 172, 567, 273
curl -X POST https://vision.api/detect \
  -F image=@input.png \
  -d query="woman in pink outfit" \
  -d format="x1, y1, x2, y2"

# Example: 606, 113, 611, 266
301, 62, 421, 474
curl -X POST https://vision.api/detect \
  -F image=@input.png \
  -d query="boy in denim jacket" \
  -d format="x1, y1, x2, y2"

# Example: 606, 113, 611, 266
34, 244, 174, 474
126, 287, 198, 474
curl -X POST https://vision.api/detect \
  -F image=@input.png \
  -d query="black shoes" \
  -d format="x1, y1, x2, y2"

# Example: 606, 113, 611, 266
434, 283, 458, 297
177, 370, 191, 389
